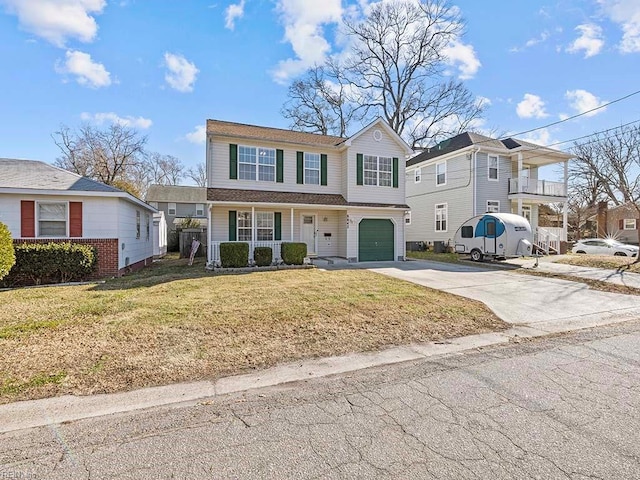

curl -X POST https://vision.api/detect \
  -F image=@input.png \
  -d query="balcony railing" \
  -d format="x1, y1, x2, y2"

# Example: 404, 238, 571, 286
509, 178, 566, 197
210, 240, 282, 265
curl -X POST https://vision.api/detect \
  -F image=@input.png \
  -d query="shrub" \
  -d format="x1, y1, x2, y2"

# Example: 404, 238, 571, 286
4, 242, 97, 286
220, 242, 249, 268
281, 242, 307, 265
254, 247, 273, 267
0, 222, 15, 281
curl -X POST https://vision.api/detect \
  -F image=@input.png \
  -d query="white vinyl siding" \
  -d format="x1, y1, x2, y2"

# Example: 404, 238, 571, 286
435, 203, 447, 232
436, 161, 446, 186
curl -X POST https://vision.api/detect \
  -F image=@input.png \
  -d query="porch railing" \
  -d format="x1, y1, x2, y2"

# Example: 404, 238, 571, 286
509, 178, 566, 197
534, 227, 563, 254
210, 241, 283, 264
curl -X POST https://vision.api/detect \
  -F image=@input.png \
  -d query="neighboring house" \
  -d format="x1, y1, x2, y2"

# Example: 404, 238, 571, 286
152, 211, 168, 258
205, 117, 413, 264
596, 201, 640, 244
405, 133, 572, 254
0, 158, 156, 277
145, 185, 208, 233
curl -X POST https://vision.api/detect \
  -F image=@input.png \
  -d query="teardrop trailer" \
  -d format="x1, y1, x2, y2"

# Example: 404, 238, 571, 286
453, 213, 533, 261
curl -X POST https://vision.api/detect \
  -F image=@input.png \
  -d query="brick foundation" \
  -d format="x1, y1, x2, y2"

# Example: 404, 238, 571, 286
118, 256, 154, 276
14, 238, 119, 279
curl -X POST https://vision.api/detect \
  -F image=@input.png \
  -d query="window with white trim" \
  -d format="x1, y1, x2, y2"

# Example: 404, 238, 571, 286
168, 203, 176, 215
364, 155, 392, 186
256, 212, 274, 241
486, 200, 500, 213
196, 203, 204, 216
38, 202, 67, 237
136, 211, 141, 239
304, 153, 320, 185
145, 214, 150, 241
521, 205, 532, 222
488, 155, 499, 181
624, 218, 637, 230
405, 211, 412, 225
435, 203, 447, 232
436, 161, 446, 186
239, 146, 276, 182
414, 168, 421, 183
237, 212, 252, 241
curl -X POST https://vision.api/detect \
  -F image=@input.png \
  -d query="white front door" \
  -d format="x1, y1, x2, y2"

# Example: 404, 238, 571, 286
301, 215, 316, 255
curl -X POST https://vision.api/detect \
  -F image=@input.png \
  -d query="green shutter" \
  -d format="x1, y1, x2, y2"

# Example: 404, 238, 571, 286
276, 149, 284, 183
228, 210, 237, 241
321, 154, 328, 186
229, 144, 238, 180
296, 151, 304, 184
393, 157, 399, 188
274, 212, 282, 241
356, 153, 363, 185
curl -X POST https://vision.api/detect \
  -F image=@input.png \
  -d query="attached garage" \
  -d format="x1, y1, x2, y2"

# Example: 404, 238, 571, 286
358, 219, 395, 261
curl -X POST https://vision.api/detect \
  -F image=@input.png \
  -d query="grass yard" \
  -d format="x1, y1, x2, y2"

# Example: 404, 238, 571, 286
0, 256, 505, 404
406, 251, 461, 263
555, 254, 640, 273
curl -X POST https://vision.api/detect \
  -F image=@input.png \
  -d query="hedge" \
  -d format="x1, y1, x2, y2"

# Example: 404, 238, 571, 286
0, 222, 15, 281
220, 242, 249, 268
254, 247, 273, 267
3, 242, 97, 286
281, 242, 307, 265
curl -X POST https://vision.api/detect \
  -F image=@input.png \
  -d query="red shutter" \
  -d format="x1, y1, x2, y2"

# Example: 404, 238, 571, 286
21, 200, 35, 237
619, 219, 624, 230
69, 202, 83, 237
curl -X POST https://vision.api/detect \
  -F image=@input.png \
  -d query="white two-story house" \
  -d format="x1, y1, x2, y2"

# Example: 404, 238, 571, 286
205, 118, 413, 264
405, 132, 572, 253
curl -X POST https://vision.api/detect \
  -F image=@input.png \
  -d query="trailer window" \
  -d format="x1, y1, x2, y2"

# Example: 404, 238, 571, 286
486, 221, 496, 236
461, 226, 473, 238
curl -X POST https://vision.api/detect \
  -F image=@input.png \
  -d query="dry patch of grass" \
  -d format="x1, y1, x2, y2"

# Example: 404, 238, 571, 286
556, 254, 640, 273
406, 251, 461, 263
0, 257, 505, 404
516, 269, 640, 296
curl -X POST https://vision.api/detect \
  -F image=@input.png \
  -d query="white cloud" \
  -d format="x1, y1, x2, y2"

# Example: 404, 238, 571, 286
80, 112, 152, 129
185, 125, 206, 144
163, 52, 199, 92
225, 0, 245, 30
516, 94, 549, 119
1, 0, 105, 47
55, 50, 111, 88
442, 40, 481, 80
509, 31, 551, 53
565, 89, 607, 117
476, 96, 492, 108
598, 0, 640, 53
566, 23, 604, 58
272, 0, 343, 83
521, 128, 554, 146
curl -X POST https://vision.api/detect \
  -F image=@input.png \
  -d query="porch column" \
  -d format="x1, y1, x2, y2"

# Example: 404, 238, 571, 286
251, 206, 255, 261
207, 203, 212, 264
563, 160, 569, 241
290, 207, 294, 241
517, 153, 523, 216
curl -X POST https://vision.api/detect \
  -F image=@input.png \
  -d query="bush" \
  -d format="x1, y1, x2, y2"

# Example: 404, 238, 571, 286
0, 222, 15, 281
167, 231, 180, 252
281, 242, 307, 265
4, 242, 97, 286
220, 242, 249, 268
254, 247, 273, 267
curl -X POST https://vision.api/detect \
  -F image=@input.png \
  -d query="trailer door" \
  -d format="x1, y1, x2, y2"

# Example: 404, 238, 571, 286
483, 217, 497, 255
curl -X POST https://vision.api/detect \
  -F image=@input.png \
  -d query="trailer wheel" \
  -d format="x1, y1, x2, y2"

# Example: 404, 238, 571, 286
470, 249, 483, 262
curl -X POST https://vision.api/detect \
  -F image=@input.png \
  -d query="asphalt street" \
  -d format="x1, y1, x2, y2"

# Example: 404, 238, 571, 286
3, 320, 640, 479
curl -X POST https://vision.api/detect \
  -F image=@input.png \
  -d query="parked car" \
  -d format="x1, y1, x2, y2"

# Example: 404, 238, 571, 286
572, 238, 639, 257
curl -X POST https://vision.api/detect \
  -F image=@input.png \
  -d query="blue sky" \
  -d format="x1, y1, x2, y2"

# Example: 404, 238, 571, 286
0, 0, 639, 183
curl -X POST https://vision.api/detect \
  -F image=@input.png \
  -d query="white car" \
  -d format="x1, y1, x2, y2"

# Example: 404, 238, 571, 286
572, 238, 639, 257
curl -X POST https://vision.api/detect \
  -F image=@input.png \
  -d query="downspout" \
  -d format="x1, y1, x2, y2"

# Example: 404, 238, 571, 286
207, 204, 212, 265
472, 148, 480, 216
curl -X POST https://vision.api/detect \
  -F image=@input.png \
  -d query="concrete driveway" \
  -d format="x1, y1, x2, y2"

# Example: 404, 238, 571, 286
350, 260, 640, 333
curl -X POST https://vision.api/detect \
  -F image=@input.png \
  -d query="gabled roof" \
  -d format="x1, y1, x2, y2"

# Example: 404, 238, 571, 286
0, 158, 154, 211
406, 132, 571, 167
0, 158, 122, 192
207, 119, 346, 148
343, 117, 414, 155
146, 184, 207, 203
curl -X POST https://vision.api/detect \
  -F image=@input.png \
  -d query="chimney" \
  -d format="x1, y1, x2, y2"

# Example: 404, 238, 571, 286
596, 201, 608, 237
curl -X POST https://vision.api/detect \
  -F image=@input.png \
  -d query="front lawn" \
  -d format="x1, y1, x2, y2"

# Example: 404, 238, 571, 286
0, 256, 505, 403
406, 251, 461, 263
556, 254, 640, 273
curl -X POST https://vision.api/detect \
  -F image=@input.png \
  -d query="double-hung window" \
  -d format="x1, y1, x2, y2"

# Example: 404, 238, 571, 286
414, 168, 422, 183
624, 218, 637, 230
136, 211, 141, 239
237, 212, 252, 241
196, 204, 204, 216
239, 146, 276, 182
364, 155, 392, 186
304, 153, 320, 185
488, 155, 499, 181
38, 202, 67, 236
256, 212, 274, 241
168, 203, 176, 215
436, 161, 446, 186
435, 203, 447, 232
486, 200, 500, 213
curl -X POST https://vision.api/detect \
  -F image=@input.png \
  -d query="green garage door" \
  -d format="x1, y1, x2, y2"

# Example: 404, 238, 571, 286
359, 219, 395, 261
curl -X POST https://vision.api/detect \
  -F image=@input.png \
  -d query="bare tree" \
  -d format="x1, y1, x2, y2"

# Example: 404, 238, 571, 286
144, 152, 184, 186
571, 125, 640, 265
282, 0, 485, 147
186, 162, 207, 187
53, 123, 147, 187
